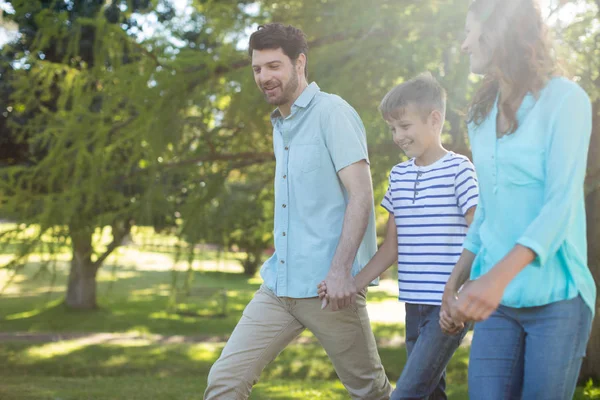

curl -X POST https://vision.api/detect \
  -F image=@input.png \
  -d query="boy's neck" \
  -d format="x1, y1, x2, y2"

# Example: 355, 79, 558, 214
414, 144, 448, 167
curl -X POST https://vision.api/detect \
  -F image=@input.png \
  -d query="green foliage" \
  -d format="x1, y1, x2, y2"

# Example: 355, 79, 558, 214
0, 0, 598, 311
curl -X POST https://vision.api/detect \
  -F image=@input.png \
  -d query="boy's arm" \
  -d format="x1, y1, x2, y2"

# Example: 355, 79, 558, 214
444, 204, 478, 297
446, 205, 477, 292
440, 202, 480, 333
450, 158, 479, 288
464, 206, 476, 226
353, 213, 398, 290
440, 176, 478, 333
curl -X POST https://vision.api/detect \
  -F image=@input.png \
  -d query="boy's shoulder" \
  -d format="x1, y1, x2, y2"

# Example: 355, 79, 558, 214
446, 152, 472, 164
388, 153, 474, 176
389, 159, 415, 176
445, 153, 475, 173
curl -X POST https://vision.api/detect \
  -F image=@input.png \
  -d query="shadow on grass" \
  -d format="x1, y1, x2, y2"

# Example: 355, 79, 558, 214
0, 264, 260, 336
0, 337, 597, 400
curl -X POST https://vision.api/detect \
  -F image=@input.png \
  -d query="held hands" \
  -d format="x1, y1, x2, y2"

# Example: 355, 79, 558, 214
439, 288, 465, 336
317, 280, 329, 309
317, 272, 357, 311
444, 245, 531, 325
450, 274, 504, 323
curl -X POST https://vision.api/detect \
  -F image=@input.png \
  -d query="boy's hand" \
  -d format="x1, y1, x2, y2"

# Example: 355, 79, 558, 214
317, 281, 328, 309
439, 307, 463, 335
440, 286, 464, 335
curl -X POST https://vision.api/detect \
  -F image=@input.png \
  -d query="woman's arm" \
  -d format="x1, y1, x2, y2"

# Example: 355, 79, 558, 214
451, 85, 593, 323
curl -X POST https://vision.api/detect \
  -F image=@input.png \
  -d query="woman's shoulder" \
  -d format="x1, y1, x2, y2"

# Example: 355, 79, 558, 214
540, 76, 590, 106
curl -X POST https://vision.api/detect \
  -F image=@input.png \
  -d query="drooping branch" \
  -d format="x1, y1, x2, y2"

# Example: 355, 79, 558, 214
92, 219, 132, 270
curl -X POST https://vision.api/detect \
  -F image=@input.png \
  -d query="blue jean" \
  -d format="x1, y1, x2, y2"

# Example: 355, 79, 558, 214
391, 303, 469, 400
469, 295, 593, 400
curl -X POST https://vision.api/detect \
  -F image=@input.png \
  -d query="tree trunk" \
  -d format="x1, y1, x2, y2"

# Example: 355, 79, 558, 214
581, 99, 600, 382
65, 227, 98, 310
582, 189, 600, 382
242, 248, 263, 276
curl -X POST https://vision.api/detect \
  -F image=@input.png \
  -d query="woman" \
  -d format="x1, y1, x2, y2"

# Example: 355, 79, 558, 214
439, 0, 596, 398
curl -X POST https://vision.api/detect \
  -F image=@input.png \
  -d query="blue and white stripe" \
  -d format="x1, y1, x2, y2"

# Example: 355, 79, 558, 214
381, 152, 479, 305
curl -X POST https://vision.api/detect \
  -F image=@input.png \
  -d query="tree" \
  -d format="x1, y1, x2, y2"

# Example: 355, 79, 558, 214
0, 0, 260, 309
555, 0, 600, 382
0, 0, 489, 312
549, 0, 600, 381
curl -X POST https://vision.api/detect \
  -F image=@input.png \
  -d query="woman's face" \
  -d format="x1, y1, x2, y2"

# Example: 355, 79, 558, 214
461, 11, 491, 75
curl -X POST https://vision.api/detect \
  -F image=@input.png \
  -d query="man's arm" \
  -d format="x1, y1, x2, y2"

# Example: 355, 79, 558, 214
323, 159, 373, 311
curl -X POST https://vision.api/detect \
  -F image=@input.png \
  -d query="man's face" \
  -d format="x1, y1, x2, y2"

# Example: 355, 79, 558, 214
252, 47, 299, 106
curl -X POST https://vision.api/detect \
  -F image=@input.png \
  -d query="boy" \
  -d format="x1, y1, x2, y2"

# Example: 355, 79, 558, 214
319, 73, 478, 400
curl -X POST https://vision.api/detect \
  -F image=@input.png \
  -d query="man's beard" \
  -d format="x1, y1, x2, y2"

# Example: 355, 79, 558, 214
263, 72, 299, 106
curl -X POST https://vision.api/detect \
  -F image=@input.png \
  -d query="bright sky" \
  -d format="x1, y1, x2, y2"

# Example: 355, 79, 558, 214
0, 0, 591, 49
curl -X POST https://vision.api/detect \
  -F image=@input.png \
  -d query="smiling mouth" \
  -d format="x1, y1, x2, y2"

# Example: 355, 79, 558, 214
399, 141, 413, 149
263, 86, 280, 94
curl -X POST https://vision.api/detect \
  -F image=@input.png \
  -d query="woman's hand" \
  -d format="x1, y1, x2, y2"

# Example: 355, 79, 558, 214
451, 275, 505, 322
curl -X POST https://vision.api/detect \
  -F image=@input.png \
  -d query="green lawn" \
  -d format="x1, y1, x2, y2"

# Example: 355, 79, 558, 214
0, 249, 598, 399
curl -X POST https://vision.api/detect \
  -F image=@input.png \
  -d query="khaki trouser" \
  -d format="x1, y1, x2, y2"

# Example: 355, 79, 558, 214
204, 285, 391, 400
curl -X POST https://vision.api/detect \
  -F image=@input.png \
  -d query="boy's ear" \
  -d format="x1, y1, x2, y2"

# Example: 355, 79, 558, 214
430, 109, 443, 132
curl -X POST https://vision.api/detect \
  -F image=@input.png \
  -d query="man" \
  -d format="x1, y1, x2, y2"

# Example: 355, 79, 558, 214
204, 23, 391, 400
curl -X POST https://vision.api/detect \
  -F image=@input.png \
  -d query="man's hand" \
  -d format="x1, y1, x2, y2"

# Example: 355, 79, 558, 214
321, 160, 370, 311
320, 271, 357, 311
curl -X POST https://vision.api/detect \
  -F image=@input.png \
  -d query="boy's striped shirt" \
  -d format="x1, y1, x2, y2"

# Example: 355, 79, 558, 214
381, 151, 479, 305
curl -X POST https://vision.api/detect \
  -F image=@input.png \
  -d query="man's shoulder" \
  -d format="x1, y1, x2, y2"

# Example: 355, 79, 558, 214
313, 91, 358, 115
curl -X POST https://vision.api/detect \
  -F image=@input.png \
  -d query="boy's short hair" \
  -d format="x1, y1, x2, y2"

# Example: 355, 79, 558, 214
248, 23, 308, 77
379, 72, 447, 123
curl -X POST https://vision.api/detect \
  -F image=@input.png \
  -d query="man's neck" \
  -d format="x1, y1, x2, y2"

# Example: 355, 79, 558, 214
278, 79, 308, 118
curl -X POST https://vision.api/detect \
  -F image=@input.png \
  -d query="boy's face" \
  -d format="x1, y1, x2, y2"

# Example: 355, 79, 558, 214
386, 107, 438, 159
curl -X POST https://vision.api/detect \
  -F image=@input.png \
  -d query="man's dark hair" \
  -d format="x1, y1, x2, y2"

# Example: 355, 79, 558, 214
248, 23, 308, 77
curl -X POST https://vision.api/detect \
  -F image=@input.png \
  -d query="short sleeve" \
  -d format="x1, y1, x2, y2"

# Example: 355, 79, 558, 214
322, 104, 369, 172
454, 160, 479, 215
381, 172, 394, 214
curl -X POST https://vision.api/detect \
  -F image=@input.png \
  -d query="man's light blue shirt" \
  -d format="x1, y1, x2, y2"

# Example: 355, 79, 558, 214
464, 77, 596, 315
260, 82, 378, 298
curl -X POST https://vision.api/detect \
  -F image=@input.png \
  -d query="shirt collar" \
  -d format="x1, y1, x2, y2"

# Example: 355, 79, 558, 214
270, 82, 320, 121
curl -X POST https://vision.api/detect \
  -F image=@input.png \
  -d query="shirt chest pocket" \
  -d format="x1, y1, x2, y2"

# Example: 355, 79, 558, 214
291, 143, 321, 173
498, 146, 545, 186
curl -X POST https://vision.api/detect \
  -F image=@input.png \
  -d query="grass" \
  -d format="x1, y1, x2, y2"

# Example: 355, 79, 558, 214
0, 338, 470, 399
0, 248, 598, 399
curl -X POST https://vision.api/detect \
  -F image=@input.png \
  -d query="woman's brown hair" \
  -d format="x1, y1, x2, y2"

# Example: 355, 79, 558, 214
468, 0, 556, 134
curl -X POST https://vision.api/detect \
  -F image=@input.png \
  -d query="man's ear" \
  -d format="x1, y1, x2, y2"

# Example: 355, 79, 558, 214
295, 53, 306, 75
